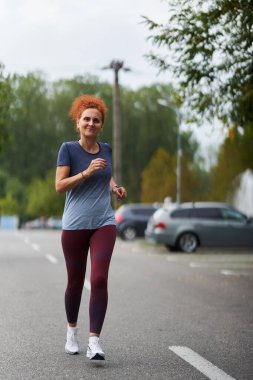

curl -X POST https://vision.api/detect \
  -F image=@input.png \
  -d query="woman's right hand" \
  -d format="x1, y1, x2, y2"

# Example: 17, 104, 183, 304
86, 158, 107, 176
56, 158, 107, 193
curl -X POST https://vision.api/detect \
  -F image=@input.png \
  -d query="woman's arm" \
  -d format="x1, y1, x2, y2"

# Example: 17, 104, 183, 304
110, 176, 127, 200
110, 176, 118, 191
55, 166, 88, 193
55, 158, 108, 193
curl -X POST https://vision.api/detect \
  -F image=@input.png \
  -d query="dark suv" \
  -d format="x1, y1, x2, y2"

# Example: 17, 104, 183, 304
115, 203, 161, 240
145, 202, 253, 252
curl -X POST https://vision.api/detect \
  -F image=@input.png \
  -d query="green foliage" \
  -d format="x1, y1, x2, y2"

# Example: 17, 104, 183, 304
143, 0, 253, 201
141, 147, 209, 203
0, 193, 19, 215
141, 148, 176, 202
0, 170, 26, 217
211, 126, 253, 201
0, 170, 8, 197
0, 64, 13, 152
0, 72, 56, 182
143, 0, 253, 128
120, 83, 200, 200
26, 169, 64, 218
121, 84, 178, 199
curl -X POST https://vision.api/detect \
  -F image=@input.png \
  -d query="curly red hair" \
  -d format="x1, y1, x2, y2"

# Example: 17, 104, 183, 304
69, 94, 108, 124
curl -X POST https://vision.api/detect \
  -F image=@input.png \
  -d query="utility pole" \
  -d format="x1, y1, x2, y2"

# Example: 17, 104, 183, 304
102, 60, 130, 185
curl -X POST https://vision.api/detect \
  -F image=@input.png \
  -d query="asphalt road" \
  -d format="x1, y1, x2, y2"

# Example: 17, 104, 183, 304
0, 230, 252, 380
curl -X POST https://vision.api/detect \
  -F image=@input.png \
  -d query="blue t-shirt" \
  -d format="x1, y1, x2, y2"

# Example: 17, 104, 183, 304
57, 141, 115, 230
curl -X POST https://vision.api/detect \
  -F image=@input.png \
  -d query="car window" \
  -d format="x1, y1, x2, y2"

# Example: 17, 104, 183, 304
190, 208, 222, 219
170, 209, 190, 218
220, 208, 247, 222
132, 208, 155, 216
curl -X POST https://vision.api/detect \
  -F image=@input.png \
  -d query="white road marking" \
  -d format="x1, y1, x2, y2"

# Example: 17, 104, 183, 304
31, 243, 40, 251
221, 270, 252, 276
24, 237, 30, 244
15, 233, 59, 265
84, 279, 91, 291
169, 346, 236, 380
45, 254, 58, 264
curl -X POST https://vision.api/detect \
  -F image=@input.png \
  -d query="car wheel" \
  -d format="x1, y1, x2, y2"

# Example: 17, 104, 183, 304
177, 232, 198, 253
121, 226, 137, 241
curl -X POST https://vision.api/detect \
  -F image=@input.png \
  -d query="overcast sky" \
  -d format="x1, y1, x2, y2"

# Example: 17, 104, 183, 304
0, 0, 225, 157
0, 0, 170, 87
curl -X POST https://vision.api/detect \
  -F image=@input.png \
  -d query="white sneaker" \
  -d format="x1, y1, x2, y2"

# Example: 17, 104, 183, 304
86, 336, 105, 360
65, 326, 79, 354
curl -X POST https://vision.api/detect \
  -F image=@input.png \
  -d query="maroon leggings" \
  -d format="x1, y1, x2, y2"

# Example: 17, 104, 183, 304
61, 225, 116, 334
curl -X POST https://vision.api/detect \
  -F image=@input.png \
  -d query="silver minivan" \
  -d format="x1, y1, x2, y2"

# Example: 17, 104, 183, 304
145, 202, 253, 252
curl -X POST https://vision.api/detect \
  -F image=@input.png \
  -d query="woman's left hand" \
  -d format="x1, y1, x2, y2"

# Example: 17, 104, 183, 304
112, 186, 127, 200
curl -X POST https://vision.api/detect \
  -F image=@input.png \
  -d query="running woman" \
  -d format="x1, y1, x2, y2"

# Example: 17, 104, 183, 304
55, 94, 127, 360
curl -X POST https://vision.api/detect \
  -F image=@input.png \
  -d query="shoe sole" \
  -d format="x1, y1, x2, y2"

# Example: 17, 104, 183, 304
86, 350, 105, 360
87, 353, 105, 360
65, 348, 79, 355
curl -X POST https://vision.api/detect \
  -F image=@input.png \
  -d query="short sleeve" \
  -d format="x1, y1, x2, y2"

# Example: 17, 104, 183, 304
57, 142, 71, 166
104, 142, 112, 155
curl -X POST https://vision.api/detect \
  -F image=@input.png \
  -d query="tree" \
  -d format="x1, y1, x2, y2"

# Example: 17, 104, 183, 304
211, 134, 252, 201
0, 169, 26, 218
26, 169, 64, 218
141, 147, 206, 203
143, 0, 253, 129
0, 64, 13, 152
121, 83, 199, 201
141, 148, 176, 202
0, 72, 57, 182
0, 170, 8, 198
0, 193, 19, 215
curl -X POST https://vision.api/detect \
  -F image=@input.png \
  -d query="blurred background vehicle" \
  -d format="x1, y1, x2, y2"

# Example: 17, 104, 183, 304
23, 217, 62, 230
23, 217, 47, 229
145, 202, 253, 253
115, 203, 161, 240
46, 217, 62, 229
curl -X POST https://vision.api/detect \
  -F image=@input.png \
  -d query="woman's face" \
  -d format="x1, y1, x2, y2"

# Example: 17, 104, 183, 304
77, 108, 103, 138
